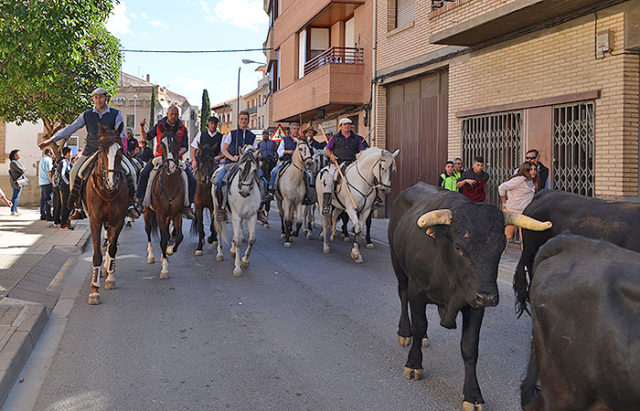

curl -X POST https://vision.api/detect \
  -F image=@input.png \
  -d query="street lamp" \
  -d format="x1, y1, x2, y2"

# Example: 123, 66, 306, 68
237, 59, 266, 128
133, 95, 138, 137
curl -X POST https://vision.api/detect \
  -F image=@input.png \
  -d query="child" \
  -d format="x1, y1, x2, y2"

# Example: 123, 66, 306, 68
437, 161, 458, 192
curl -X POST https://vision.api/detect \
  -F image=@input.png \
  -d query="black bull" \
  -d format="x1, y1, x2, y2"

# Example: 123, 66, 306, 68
514, 190, 640, 317
521, 234, 640, 410
389, 182, 551, 410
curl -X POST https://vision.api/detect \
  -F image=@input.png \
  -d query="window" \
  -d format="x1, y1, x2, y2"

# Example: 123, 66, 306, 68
298, 29, 307, 79
309, 28, 330, 60
126, 114, 134, 129
396, 0, 414, 28
269, 50, 280, 92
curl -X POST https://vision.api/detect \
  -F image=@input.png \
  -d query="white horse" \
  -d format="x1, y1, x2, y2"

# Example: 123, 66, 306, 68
211, 147, 262, 277
315, 147, 399, 263
305, 148, 329, 240
275, 141, 314, 247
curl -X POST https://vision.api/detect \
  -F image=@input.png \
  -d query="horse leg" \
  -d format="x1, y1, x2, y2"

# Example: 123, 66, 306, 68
104, 220, 124, 290
195, 203, 204, 256
293, 201, 303, 237
207, 209, 217, 246
329, 208, 340, 242
101, 224, 110, 277
340, 211, 350, 241
321, 211, 330, 254
145, 210, 155, 264
279, 200, 286, 240
284, 201, 293, 248
159, 218, 170, 279
172, 216, 183, 254
346, 208, 364, 264
241, 215, 257, 270
365, 211, 374, 249
88, 220, 103, 305
231, 215, 243, 277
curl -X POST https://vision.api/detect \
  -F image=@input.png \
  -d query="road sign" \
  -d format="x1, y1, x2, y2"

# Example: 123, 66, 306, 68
271, 124, 286, 142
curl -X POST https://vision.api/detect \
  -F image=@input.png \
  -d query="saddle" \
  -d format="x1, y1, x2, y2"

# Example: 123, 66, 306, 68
272, 160, 291, 192
212, 163, 240, 211
143, 157, 187, 208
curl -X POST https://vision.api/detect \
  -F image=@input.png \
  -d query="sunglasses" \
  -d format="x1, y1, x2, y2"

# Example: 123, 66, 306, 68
526, 156, 537, 160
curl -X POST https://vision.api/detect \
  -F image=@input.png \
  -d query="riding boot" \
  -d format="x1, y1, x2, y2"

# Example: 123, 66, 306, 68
322, 193, 332, 216
126, 174, 140, 219
68, 176, 85, 220
265, 189, 274, 203
302, 176, 316, 205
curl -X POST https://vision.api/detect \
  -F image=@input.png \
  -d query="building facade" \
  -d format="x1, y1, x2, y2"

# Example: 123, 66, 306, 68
374, 0, 640, 212
265, 0, 374, 138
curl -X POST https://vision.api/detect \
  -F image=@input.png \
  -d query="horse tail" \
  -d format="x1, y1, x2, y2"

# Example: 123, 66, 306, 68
214, 214, 228, 245
190, 211, 200, 237
148, 209, 159, 238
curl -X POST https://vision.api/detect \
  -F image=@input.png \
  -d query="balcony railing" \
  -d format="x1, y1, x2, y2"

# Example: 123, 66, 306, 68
304, 47, 364, 76
431, 0, 455, 9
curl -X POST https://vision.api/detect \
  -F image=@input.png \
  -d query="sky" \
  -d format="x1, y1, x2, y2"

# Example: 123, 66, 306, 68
106, 0, 269, 108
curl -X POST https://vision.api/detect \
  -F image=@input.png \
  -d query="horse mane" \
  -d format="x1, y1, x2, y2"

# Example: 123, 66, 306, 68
355, 147, 380, 161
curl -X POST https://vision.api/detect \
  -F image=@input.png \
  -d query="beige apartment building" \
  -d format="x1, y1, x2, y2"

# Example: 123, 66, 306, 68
374, 0, 640, 211
265, 0, 374, 137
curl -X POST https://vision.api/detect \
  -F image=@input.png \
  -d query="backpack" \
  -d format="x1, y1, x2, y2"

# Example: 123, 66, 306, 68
52, 160, 63, 188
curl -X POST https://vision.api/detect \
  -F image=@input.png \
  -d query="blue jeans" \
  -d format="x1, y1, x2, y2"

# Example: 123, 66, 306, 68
216, 165, 228, 193
136, 160, 196, 204
11, 187, 21, 213
40, 183, 53, 219
268, 163, 311, 190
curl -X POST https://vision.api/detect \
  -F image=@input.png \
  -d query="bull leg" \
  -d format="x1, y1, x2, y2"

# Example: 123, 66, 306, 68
240, 215, 257, 270
392, 253, 412, 347
231, 214, 243, 277
404, 293, 428, 380
521, 338, 542, 410
365, 211, 374, 249
460, 305, 485, 408
88, 220, 103, 305
159, 219, 170, 279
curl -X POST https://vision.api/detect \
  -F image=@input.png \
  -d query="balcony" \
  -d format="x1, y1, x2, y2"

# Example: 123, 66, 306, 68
304, 47, 364, 76
272, 59, 365, 122
429, 0, 621, 46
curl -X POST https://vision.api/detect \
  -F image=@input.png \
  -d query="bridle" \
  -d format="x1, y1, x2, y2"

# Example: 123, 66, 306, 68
338, 151, 393, 215
291, 141, 313, 172
237, 150, 259, 197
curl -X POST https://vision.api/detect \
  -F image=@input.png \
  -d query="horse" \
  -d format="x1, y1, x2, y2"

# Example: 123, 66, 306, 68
275, 141, 314, 247
212, 146, 262, 277
259, 152, 278, 226
304, 148, 329, 239
191, 147, 218, 256
84, 123, 129, 305
144, 128, 185, 279
315, 147, 399, 262
124, 154, 144, 229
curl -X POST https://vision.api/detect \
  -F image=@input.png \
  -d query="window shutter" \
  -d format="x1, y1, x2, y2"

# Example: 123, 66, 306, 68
396, 0, 414, 28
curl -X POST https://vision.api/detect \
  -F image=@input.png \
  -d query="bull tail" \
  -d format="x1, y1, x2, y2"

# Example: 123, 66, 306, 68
513, 264, 531, 318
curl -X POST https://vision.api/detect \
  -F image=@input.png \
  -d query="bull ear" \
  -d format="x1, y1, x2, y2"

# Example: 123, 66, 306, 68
392, 149, 400, 159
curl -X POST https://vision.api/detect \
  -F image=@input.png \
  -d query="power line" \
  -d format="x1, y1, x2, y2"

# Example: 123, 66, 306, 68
121, 48, 272, 54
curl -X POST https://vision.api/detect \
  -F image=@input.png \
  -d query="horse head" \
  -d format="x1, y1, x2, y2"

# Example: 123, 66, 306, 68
377, 148, 400, 195
160, 125, 180, 174
237, 147, 260, 198
296, 141, 314, 171
195, 146, 216, 182
96, 123, 124, 192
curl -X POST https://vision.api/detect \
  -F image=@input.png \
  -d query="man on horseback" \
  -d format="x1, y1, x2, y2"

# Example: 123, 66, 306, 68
125, 127, 139, 157
321, 117, 366, 216
190, 116, 225, 169
303, 126, 326, 150
136, 106, 196, 219
257, 130, 278, 168
39, 87, 139, 219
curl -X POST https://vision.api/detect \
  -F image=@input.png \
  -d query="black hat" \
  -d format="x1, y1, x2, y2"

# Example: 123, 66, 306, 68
208, 116, 219, 123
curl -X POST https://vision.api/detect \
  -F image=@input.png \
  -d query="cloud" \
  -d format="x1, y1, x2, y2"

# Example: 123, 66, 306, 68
106, 2, 132, 36
173, 77, 207, 106
202, 0, 268, 32
149, 20, 167, 28
140, 12, 148, 19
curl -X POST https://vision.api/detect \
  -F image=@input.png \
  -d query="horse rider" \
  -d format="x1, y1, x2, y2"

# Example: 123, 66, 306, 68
303, 126, 326, 150
267, 122, 313, 203
190, 116, 225, 171
38, 87, 139, 220
257, 129, 278, 167
137, 140, 153, 166
136, 106, 196, 219
321, 117, 366, 216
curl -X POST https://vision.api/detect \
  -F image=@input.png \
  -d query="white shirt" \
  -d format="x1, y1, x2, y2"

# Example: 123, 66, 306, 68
277, 135, 300, 158
191, 129, 218, 149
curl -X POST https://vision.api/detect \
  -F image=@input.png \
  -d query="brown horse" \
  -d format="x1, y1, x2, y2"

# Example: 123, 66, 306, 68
144, 127, 185, 278
259, 153, 277, 224
191, 147, 218, 255
85, 123, 129, 305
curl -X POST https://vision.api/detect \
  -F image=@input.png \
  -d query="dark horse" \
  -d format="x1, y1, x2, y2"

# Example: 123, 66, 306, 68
85, 124, 129, 305
144, 127, 185, 279
259, 153, 277, 224
191, 147, 218, 255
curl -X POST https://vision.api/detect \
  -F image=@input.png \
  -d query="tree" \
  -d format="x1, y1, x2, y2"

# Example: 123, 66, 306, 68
0, 0, 122, 154
200, 89, 211, 132
148, 85, 156, 138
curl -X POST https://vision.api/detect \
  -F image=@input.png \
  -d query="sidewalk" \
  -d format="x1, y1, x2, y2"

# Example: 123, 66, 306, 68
0, 207, 90, 405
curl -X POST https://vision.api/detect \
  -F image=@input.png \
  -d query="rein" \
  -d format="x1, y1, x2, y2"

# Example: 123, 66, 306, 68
340, 152, 390, 215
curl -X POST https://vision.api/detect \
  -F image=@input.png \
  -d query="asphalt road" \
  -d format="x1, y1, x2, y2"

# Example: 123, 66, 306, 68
7, 212, 531, 411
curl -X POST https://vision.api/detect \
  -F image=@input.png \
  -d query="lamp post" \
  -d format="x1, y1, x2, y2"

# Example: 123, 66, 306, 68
133, 94, 138, 136
237, 59, 266, 128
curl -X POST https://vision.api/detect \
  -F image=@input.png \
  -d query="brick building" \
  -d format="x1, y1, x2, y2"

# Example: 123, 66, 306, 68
264, 0, 374, 137
374, 0, 640, 211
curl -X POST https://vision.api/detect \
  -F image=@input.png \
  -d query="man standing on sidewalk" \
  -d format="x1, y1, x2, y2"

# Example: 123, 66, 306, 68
55, 147, 73, 230
457, 156, 490, 203
38, 148, 54, 221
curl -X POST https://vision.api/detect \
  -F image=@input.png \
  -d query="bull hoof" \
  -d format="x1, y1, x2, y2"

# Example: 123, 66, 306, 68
284, 242, 291, 248
366, 242, 374, 249
105, 279, 116, 290
343, 236, 351, 243
147, 256, 155, 264
233, 268, 242, 277
229, 250, 236, 258
323, 246, 330, 254
462, 401, 486, 411
280, 233, 286, 239
195, 250, 203, 256
398, 336, 412, 347
422, 337, 429, 348
88, 293, 101, 305
160, 271, 169, 280
403, 367, 423, 380
216, 255, 224, 262
166, 246, 174, 256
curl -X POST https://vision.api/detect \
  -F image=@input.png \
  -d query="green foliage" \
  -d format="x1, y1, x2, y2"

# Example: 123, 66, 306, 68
149, 85, 156, 127
0, 0, 122, 138
200, 89, 210, 132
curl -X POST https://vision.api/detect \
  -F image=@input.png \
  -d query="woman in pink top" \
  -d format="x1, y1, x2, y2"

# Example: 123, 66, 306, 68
499, 162, 539, 243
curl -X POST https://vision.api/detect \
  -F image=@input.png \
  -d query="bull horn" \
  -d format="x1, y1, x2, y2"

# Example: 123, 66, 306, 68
503, 211, 552, 231
417, 209, 452, 228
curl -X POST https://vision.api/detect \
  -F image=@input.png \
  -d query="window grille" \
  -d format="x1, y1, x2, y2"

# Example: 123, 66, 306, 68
461, 111, 522, 208
552, 102, 595, 196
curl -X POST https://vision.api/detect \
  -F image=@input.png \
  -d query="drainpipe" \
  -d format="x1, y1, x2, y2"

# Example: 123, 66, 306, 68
370, 0, 377, 147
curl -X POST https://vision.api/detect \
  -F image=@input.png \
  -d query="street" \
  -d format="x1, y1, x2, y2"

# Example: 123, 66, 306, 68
6, 214, 530, 411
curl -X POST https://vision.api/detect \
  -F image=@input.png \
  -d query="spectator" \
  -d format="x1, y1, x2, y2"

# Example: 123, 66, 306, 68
125, 127, 139, 157
51, 156, 61, 226
437, 161, 459, 192
524, 149, 549, 190
499, 161, 538, 243
453, 157, 463, 180
457, 156, 490, 202
54, 147, 73, 230
137, 140, 153, 164
0, 187, 12, 208
38, 148, 54, 221
8, 149, 26, 216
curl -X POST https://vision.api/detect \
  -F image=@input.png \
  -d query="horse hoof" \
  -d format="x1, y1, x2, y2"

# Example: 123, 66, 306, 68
343, 236, 351, 243
354, 255, 363, 264
211, 241, 218, 247
100, 269, 107, 278
195, 250, 203, 256
366, 243, 374, 249
323, 246, 330, 254
398, 336, 412, 347
160, 271, 169, 280
306, 232, 313, 240
207, 236, 214, 244
233, 268, 242, 277
240, 260, 249, 269
422, 337, 429, 348
329, 235, 336, 242
351, 251, 359, 260
88, 293, 101, 305
166, 246, 174, 256
105, 279, 116, 290
462, 401, 486, 411
147, 257, 155, 264
403, 367, 423, 380
280, 233, 286, 239
263, 223, 270, 229
284, 242, 291, 248
229, 251, 236, 258
216, 255, 224, 262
